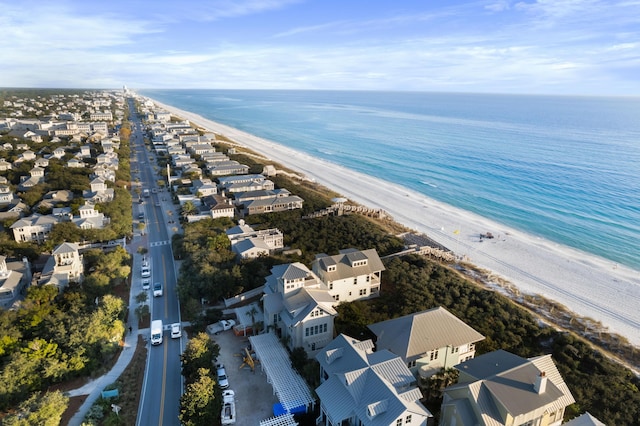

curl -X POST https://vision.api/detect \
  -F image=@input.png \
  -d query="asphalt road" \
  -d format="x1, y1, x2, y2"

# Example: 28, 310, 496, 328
128, 103, 183, 426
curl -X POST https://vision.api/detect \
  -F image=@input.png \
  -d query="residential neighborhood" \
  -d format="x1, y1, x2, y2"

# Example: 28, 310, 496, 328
0, 89, 621, 426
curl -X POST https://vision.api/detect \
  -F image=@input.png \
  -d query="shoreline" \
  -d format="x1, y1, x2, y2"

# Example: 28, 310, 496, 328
146, 97, 640, 348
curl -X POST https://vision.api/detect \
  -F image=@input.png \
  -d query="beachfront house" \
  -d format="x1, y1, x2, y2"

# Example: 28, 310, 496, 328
262, 262, 337, 356
234, 188, 304, 216
226, 219, 284, 258
440, 349, 575, 426
368, 307, 485, 379
315, 334, 433, 426
312, 248, 385, 303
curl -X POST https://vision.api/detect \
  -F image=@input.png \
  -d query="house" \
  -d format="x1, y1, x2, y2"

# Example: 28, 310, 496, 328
73, 203, 108, 229
237, 189, 304, 216
226, 219, 284, 255
315, 334, 433, 426
0, 185, 14, 205
205, 196, 235, 219
440, 349, 575, 426
0, 256, 32, 309
192, 178, 217, 196
34, 157, 49, 168
0, 159, 12, 171
207, 161, 249, 176
368, 307, 485, 378
262, 262, 337, 356
69, 158, 86, 168
39, 242, 84, 291
231, 238, 270, 260
10, 213, 59, 243
312, 248, 385, 303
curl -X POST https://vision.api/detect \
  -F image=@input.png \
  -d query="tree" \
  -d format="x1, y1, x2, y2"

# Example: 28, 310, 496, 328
179, 368, 218, 426
180, 332, 219, 382
2, 391, 69, 426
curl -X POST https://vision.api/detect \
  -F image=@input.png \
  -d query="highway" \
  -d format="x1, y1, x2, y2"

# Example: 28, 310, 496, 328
128, 100, 183, 425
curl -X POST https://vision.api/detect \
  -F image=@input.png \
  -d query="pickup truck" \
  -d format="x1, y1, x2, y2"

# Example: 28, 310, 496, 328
206, 319, 236, 335
221, 390, 236, 424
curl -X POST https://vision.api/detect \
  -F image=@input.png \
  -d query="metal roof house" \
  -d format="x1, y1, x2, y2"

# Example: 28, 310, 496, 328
368, 307, 485, 379
315, 334, 433, 426
440, 349, 575, 426
312, 248, 385, 303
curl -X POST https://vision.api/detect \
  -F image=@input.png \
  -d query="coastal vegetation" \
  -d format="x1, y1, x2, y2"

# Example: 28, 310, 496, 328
0, 246, 129, 412
175, 152, 640, 423
179, 332, 221, 426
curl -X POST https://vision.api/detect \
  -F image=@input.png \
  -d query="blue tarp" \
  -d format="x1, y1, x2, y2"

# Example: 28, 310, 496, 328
273, 402, 306, 416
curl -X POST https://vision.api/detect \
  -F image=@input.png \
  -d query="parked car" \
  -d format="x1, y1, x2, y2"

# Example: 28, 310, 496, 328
141, 278, 150, 290
216, 364, 229, 389
171, 323, 181, 338
206, 319, 237, 335
221, 390, 236, 424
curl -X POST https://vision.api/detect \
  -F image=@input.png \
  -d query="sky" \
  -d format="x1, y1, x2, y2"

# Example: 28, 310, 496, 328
1, 0, 639, 95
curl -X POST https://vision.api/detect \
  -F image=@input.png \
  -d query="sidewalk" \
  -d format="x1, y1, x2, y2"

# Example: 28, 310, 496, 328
66, 188, 182, 424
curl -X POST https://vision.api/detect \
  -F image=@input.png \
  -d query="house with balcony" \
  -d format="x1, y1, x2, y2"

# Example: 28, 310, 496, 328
226, 220, 284, 259
73, 203, 108, 229
0, 256, 32, 309
368, 307, 485, 379
440, 349, 575, 426
315, 334, 433, 426
262, 262, 337, 356
312, 248, 385, 303
10, 213, 59, 243
39, 242, 84, 291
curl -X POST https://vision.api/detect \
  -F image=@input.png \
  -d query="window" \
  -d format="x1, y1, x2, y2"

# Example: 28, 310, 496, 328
408, 360, 416, 368
334, 295, 340, 302
323, 323, 328, 332
406, 415, 412, 423
353, 278, 357, 285
430, 349, 439, 361
359, 288, 367, 296
366, 275, 370, 282
452, 346, 459, 353
329, 282, 333, 290
396, 419, 403, 426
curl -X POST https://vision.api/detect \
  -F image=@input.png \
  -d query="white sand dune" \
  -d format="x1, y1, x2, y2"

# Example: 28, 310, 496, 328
149, 98, 640, 347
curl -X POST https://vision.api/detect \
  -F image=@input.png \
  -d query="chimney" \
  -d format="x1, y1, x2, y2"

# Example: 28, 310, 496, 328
534, 371, 547, 394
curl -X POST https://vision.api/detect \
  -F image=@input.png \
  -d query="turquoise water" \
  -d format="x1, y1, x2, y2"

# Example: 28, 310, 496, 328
139, 90, 640, 270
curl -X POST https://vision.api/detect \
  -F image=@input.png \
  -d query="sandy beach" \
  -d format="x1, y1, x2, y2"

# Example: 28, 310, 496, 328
148, 98, 640, 348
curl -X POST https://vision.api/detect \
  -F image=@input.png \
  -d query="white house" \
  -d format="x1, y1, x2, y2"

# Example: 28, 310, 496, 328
368, 307, 485, 379
10, 214, 59, 243
312, 248, 385, 303
315, 334, 433, 426
262, 262, 337, 356
440, 349, 575, 426
39, 242, 84, 291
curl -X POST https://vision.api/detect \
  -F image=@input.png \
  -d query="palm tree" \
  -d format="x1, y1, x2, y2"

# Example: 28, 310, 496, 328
246, 305, 259, 335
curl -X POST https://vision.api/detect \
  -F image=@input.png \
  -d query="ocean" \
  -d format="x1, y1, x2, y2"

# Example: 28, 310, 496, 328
138, 89, 640, 271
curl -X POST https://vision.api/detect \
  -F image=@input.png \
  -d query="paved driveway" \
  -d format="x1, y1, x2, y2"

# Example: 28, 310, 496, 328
210, 329, 280, 424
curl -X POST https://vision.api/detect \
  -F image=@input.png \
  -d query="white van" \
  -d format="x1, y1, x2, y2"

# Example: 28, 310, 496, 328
151, 320, 163, 345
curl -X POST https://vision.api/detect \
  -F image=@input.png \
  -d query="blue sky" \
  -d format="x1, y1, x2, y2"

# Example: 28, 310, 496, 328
1, 0, 638, 95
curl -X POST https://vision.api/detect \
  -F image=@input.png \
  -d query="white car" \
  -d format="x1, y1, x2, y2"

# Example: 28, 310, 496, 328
141, 278, 150, 290
153, 282, 163, 297
216, 364, 229, 389
171, 323, 181, 339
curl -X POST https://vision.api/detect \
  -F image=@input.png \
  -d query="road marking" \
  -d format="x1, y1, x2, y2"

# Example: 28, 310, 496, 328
150, 240, 169, 247
159, 339, 167, 426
